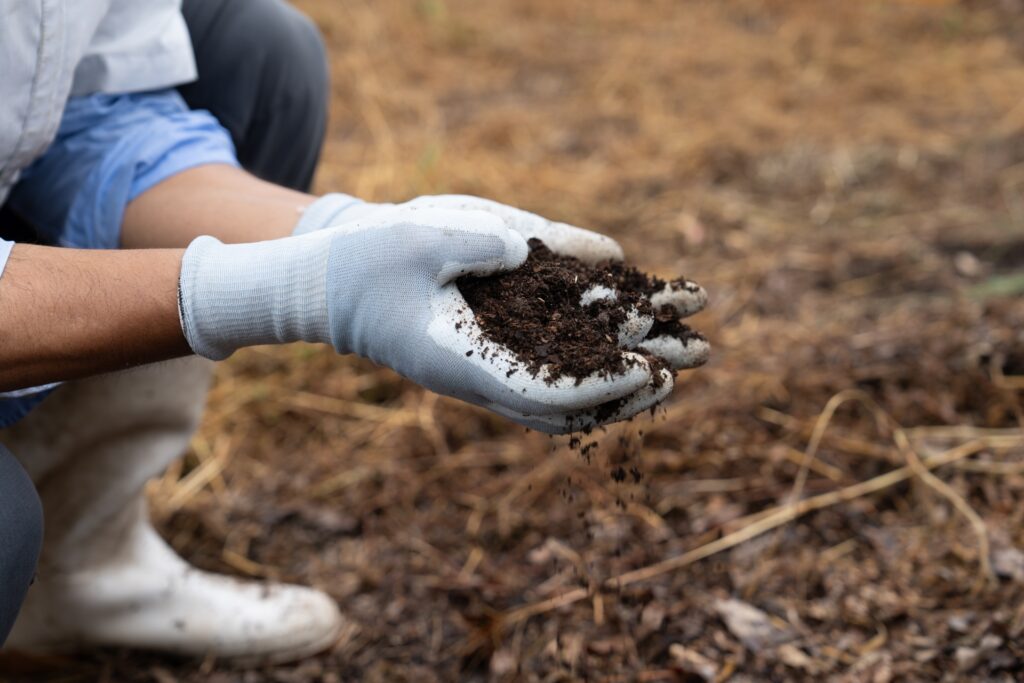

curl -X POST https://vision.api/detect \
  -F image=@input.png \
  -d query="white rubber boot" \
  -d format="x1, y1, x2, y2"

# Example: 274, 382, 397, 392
0, 358, 343, 663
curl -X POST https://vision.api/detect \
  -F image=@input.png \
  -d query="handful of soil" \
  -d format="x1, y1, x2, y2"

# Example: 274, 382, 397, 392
457, 239, 704, 384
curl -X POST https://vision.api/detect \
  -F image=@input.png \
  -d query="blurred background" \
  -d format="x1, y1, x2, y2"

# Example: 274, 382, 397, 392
41, 0, 1024, 680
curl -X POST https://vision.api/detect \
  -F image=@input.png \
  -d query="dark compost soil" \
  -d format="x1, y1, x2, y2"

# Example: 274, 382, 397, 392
457, 239, 688, 383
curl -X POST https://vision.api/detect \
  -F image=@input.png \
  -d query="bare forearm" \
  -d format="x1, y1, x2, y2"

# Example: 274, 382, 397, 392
0, 245, 189, 391
121, 165, 315, 248
1, 166, 317, 390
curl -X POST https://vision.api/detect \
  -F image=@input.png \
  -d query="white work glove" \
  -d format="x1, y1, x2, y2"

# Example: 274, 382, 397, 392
278, 193, 710, 432
178, 203, 654, 433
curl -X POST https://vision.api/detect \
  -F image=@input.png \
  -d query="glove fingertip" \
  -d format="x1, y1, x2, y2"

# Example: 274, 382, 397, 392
548, 223, 625, 264
617, 307, 655, 349
503, 229, 530, 269
569, 367, 675, 432
638, 334, 710, 370
603, 368, 675, 423
650, 280, 708, 317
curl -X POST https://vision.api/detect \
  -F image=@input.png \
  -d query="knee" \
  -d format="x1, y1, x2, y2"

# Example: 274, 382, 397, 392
182, 0, 329, 189
246, 0, 329, 119
3, 500, 43, 583
0, 447, 43, 563
0, 446, 43, 641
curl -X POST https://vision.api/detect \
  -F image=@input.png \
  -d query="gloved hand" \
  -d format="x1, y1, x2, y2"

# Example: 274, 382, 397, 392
178, 196, 708, 433
289, 193, 710, 431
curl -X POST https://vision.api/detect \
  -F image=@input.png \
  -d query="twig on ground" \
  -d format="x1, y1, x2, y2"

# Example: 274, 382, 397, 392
160, 435, 234, 514
758, 405, 893, 461
787, 389, 890, 509
894, 429, 995, 591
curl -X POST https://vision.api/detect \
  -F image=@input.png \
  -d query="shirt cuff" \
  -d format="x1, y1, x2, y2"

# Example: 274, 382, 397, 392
0, 239, 13, 280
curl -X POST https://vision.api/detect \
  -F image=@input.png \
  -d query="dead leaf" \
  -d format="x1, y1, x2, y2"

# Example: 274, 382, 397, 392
639, 601, 667, 638
993, 547, 1024, 581
955, 634, 1004, 673
777, 643, 817, 673
714, 598, 795, 653
490, 647, 518, 676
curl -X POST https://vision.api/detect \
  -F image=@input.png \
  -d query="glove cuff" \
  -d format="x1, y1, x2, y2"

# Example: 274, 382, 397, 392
178, 233, 333, 359
292, 193, 364, 235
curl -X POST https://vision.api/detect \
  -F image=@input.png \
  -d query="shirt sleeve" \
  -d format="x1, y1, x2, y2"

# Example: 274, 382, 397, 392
5, 90, 238, 250
0, 238, 12, 280
71, 0, 197, 97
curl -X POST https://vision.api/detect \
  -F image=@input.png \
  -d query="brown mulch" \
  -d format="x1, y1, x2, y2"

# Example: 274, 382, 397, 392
4, 1, 1024, 681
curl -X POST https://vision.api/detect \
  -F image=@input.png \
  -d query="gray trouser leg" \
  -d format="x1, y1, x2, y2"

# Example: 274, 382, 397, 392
0, 443, 42, 646
178, 0, 330, 192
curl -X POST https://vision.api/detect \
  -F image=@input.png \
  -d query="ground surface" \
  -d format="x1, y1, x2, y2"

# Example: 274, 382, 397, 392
7, 0, 1024, 681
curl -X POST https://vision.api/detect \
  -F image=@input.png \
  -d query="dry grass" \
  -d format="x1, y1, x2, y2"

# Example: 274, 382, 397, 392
10, 0, 1024, 680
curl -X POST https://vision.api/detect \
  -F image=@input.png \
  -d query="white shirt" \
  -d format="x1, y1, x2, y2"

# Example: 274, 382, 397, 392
0, 0, 197, 207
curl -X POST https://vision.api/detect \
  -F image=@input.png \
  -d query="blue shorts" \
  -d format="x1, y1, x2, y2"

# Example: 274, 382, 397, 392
0, 89, 238, 428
